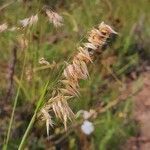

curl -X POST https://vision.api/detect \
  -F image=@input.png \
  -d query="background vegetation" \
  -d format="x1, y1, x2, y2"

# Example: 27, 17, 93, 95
0, 0, 149, 149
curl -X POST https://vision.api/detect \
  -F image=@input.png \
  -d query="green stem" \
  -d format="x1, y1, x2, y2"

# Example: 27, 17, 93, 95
3, 86, 21, 150
18, 113, 36, 150
3, 50, 27, 150
18, 80, 49, 150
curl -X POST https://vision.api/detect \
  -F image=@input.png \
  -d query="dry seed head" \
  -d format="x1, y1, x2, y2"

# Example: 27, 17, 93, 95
39, 22, 117, 136
45, 9, 63, 28
19, 14, 38, 27
0, 23, 8, 32
88, 29, 106, 46
88, 22, 117, 48
51, 95, 75, 130
76, 46, 93, 63
41, 108, 54, 137
99, 22, 118, 35
83, 43, 97, 51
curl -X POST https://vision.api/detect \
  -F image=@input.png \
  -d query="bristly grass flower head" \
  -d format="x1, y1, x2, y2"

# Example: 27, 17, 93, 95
45, 9, 63, 28
19, 14, 38, 27
38, 22, 117, 136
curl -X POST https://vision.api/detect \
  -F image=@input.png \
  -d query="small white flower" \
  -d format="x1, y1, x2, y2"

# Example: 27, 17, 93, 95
81, 120, 94, 135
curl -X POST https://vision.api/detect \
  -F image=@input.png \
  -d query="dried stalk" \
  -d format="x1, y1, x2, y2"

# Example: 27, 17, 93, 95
38, 22, 117, 136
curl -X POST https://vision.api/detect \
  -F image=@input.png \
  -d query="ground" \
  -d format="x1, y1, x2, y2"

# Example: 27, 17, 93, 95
124, 70, 150, 150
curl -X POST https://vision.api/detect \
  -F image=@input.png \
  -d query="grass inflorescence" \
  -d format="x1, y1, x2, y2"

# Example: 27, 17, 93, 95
0, 0, 149, 149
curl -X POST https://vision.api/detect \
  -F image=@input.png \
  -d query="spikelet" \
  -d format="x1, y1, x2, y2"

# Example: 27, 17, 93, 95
39, 22, 117, 136
19, 14, 38, 27
0, 23, 8, 32
45, 9, 63, 28
51, 95, 75, 130
41, 108, 54, 137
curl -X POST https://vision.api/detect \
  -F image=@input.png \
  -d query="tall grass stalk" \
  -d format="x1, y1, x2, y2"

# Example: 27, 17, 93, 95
3, 50, 27, 150
18, 52, 69, 149
18, 80, 49, 150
